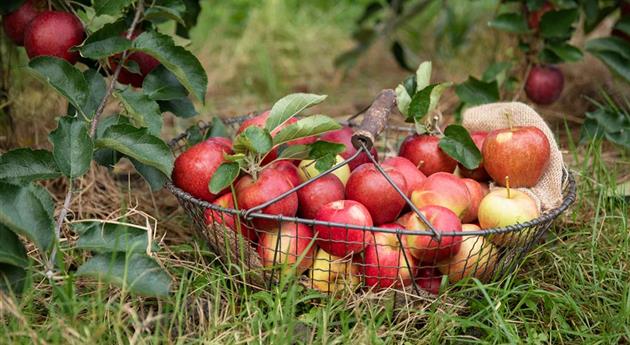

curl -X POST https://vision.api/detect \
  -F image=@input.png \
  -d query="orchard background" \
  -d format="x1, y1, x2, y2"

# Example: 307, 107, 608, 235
0, 0, 628, 344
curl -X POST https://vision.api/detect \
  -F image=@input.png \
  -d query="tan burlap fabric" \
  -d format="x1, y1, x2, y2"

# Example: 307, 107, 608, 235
462, 102, 564, 211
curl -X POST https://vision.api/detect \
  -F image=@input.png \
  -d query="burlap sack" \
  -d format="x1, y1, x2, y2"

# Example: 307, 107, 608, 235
462, 102, 564, 211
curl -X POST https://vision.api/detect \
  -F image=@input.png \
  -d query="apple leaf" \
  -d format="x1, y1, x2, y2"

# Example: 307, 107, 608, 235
129, 158, 169, 191
0, 182, 54, 252
49, 116, 94, 179
82, 70, 107, 119
277, 145, 311, 161
73, 221, 156, 254
158, 98, 197, 118
77, 21, 131, 60
28, 57, 88, 117
415, 61, 432, 91
585, 37, 630, 60
0, 224, 28, 268
309, 141, 346, 172
93, 0, 133, 17
488, 13, 529, 34
272, 115, 341, 146
539, 9, 578, 39
438, 124, 481, 170
395, 83, 412, 117
265, 93, 327, 133
142, 65, 188, 101
116, 88, 163, 136
407, 84, 436, 123
132, 31, 207, 103
545, 43, 583, 62
144, 0, 187, 25
233, 126, 273, 154
95, 124, 174, 176
185, 117, 228, 146
0, 263, 27, 293
209, 162, 240, 194
76, 252, 171, 297
0, 149, 61, 183
455, 77, 500, 105
614, 16, 630, 36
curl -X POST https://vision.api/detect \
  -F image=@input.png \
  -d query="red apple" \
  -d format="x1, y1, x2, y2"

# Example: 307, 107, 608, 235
362, 223, 418, 290
382, 156, 427, 193
297, 174, 345, 219
319, 126, 378, 170
415, 267, 443, 295
461, 178, 487, 223
411, 172, 471, 219
314, 200, 373, 257
204, 192, 257, 242
269, 160, 301, 187
235, 167, 298, 230
482, 126, 550, 187
398, 135, 457, 176
345, 163, 408, 225
525, 65, 564, 105
2, 0, 45, 45
458, 131, 490, 181
527, 2, 554, 30
399, 205, 462, 263
257, 222, 316, 274
109, 30, 160, 87
172, 141, 232, 202
205, 136, 232, 150
24, 11, 85, 64
437, 226, 499, 283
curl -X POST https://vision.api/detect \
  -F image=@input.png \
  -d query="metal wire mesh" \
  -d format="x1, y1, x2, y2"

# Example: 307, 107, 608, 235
167, 113, 577, 295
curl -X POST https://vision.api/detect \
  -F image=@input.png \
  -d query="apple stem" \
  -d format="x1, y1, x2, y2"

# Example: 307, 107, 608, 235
504, 112, 513, 131
505, 175, 511, 199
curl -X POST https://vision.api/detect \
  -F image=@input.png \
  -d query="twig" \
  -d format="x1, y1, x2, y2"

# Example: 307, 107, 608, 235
47, 0, 145, 276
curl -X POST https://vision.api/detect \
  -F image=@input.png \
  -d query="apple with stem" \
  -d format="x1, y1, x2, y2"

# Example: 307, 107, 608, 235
399, 135, 457, 176
309, 248, 360, 293
362, 223, 418, 290
382, 156, 427, 194
257, 222, 316, 275
297, 174, 345, 219
482, 124, 550, 187
345, 163, 408, 225
411, 172, 471, 219
314, 200, 373, 257
24, 11, 85, 64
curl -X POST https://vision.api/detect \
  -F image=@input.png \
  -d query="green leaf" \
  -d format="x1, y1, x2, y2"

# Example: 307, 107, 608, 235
308, 141, 346, 159
614, 16, 630, 36
0, 149, 61, 183
209, 162, 240, 194
539, 9, 578, 39
0, 263, 26, 293
272, 115, 341, 146
482, 61, 511, 86
73, 221, 155, 254
585, 108, 630, 134
116, 88, 163, 136
185, 118, 229, 147
277, 144, 311, 161
132, 31, 207, 103
438, 125, 481, 170
77, 21, 131, 60
233, 126, 273, 154
82, 70, 107, 119
144, 0, 186, 25
587, 49, 630, 83
93, 0, 132, 16
0, 224, 28, 267
455, 77, 500, 105
0, 182, 54, 251
488, 13, 529, 34
407, 84, 436, 122
585, 37, 630, 60
265, 93, 327, 132
95, 124, 174, 176
395, 84, 412, 117
93, 115, 129, 167
415, 61, 432, 91
76, 253, 171, 297
29, 57, 88, 116
129, 158, 168, 191
209, 117, 229, 139
403, 74, 417, 97
158, 98, 197, 118
142, 65, 188, 101
545, 43, 583, 62
314, 154, 338, 173
49, 117, 93, 179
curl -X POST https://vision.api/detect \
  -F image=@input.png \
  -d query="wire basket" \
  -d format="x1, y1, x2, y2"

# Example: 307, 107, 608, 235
166, 90, 577, 296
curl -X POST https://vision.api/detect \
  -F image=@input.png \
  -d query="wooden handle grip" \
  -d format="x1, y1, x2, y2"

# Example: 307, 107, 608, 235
351, 89, 396, 150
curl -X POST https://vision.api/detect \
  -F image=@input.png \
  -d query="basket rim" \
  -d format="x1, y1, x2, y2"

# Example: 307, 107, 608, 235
166, 116, 577, 237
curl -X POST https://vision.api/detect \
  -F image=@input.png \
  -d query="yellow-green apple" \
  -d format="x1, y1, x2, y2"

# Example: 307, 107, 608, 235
411, 172, 471, 219
319, 126, 379, 170
461, 178, 488, 223
297, 174, 345, 219
269, 160, 301, 187
482, 126, 550, 187
172, 140, 232, 202
459, 131, 490, 181
362, 223, 418, 290
415, 267, 443, 295
437, 224, 499, 282
257, 222, 316, 274
235, 167, 298, 230
345, 163, 408, 225
314, 200, 373, 257
382, 156, 427, 194
2, 0, 45, 45
309, 248, 360, 293
24, 11, 85, 64
399, 205, 463, 263
298, 155, 350, 185
478, 188, 539, 246
398, 135, 457, 176
524, 65, 564, 105
204, 192, 258, 242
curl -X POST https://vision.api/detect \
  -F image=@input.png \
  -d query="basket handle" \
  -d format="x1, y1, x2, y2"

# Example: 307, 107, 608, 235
351, 89, 396, 151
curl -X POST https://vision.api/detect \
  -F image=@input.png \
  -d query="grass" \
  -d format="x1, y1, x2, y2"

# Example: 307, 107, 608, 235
1, 1, 630, 344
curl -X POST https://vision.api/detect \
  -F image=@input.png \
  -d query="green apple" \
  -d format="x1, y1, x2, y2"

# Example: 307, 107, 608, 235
298, 154, 350, 185
477, 188, 539, 247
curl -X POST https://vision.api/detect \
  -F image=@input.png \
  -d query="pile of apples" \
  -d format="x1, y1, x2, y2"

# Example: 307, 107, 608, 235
173, 109, 552, 295
3, 0, 160, 86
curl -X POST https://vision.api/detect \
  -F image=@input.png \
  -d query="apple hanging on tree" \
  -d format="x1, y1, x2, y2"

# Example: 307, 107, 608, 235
2, 0, 45, 46
524, 65, 564, 106
24, 11, 85, 64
